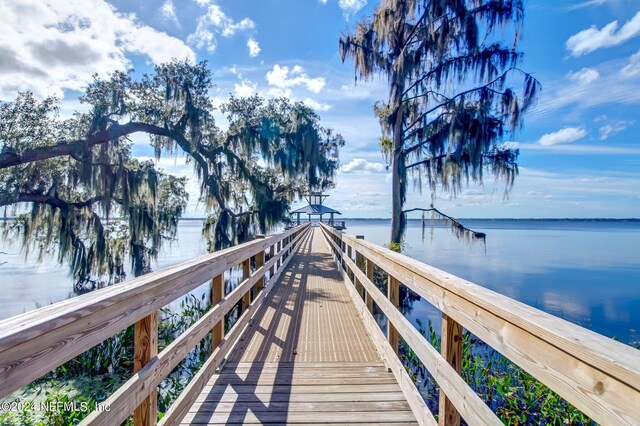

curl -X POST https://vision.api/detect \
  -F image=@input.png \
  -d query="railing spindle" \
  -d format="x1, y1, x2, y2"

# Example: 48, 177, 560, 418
255, 235, 265, 293
439, 313, 463, 426
211, 274, 224, 350
365, 258, 374, 313
133, 311, 158, 426
268, 244, 275, 281
355, 236, 365, 299
241, 258, 251, 313
388, 276, 399, 355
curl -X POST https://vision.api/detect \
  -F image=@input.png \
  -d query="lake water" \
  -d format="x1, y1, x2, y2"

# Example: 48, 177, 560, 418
1, 219, 639, 344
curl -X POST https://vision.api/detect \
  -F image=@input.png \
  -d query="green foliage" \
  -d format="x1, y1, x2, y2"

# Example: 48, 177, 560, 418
0, 60, 343, 285
400, 320, 595, 425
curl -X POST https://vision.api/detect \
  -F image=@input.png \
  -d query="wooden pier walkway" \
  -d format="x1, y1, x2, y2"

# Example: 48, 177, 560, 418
183, 228, 416, 424
1, 222, 640, 426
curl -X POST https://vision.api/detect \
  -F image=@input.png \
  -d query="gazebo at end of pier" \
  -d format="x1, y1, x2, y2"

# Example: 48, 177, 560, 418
289, 191, 345, 229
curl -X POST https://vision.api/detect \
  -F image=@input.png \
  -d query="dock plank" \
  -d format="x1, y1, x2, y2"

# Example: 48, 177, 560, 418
182, 228, 418, 425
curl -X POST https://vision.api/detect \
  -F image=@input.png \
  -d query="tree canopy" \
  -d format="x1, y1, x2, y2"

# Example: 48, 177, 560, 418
0, 61, 343, 289
340, 0, 540, 245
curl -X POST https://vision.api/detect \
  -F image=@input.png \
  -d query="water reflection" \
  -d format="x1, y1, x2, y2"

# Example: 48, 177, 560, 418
347, 219, 640, 343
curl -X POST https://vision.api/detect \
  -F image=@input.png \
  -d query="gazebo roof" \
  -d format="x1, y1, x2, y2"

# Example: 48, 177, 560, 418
290, 204, 341, 215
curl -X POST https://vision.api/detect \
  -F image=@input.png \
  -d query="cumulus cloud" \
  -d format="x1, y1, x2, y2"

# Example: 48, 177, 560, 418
160, 0, 179, 25
340, 158, 386, 173
567, 68, 600, 85
234, 80, 257, 97
0, 0, 195, 100
302, 98, 332, 112
566, 11, 640, 56
189, 3, 255, 52
599, 120, 635, 140
266, 65, 326, 95
537, 127, 588, 146
247, 38, 261, 57
339, 0, 367, 17
621, 50, 640, 77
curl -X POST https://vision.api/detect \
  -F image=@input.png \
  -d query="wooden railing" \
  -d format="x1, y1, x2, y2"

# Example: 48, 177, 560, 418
0, 223, 311, 426
319, 222, 640, 426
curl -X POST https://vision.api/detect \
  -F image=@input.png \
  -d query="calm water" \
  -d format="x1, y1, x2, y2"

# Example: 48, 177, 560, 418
1, 219, 639, 343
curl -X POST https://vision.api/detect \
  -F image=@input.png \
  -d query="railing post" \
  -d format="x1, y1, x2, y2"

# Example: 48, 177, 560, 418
241, 258, 251, 313
134, 311, 158, 426
346, 244, 353, 281
211, 274, 224, 350
269, 244, 275, 282
365, 259, 374, 313
276, 240, 282, 269
255, 235, 265, 293
439, 313, 463, 426
388, 276, 399, 355
355, 236, 365, 298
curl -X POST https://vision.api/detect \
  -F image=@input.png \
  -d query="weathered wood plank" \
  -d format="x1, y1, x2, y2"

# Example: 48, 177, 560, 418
195, 391, 408, 404
182, 410, 418, 424
187, 400, 412, 413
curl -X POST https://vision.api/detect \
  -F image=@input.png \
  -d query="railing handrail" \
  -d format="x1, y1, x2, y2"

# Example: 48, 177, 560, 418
0, 223, 311, 409
319, 222, 640, 425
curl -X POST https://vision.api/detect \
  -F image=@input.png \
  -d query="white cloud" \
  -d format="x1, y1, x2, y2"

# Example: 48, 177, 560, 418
266, 65, 326, 94
340, 158, 386, 173
599, 120, 635, 140
621, 50, 640, 77
320, 0, 329, 4
302, 97, 332, 112
0, 0, 195, 100
537, 127, 588, 146
567, 68, 600, 85
339, 0, 367, 17
247, 38, 261, 57
566, 11, 640, 56
234, 80, 257, 97
565, 0, 611, 11
160, 0, 179, 25
189, 4, 255, 52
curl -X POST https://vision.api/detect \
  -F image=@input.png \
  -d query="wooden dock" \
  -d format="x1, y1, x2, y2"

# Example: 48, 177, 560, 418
183, 228, 416, 424
1, 222, 640, 425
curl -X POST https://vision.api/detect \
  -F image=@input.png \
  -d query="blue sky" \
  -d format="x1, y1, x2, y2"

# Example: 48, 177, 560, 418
1, 0, 639, 218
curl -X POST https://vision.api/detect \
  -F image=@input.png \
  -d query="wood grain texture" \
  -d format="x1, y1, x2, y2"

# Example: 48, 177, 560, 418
211, 274, 224, 350
134, 312, 158, 426
320, 223, 640, 425
319, 228, 436, 426
321, 224, 501, 425
438, 314, 462, 426
157, 226, 311, 426
388, 275, 400, 356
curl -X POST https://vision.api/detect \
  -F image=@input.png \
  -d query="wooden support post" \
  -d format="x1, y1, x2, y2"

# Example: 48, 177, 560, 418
276, 240, 282, 269
346, 245, 353, 281
255, 235, 265, 293
241, 259, 251, 313
269, 244, 275, 282
211, 274, 224, 351
439, 313, 463, 426
355, 236, 365, 298
134, 311, 158, 426
388, 276, 399, 355
365, 258, 374, 313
